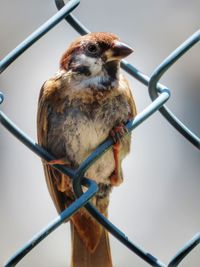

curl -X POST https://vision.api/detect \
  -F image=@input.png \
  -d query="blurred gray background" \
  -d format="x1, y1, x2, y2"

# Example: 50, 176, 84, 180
0, 1, 200, 266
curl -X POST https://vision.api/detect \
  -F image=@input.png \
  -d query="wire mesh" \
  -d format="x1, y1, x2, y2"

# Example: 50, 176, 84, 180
0, 0, 199, 266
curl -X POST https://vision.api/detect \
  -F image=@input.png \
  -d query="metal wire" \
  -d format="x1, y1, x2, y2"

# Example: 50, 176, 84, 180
0, 0, 80, 73
0, 0, 199, 266
149, 30, 200, 149
4, 178, 98, 267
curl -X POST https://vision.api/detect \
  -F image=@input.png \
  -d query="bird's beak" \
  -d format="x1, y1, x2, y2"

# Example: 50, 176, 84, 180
105, 41, 133, 62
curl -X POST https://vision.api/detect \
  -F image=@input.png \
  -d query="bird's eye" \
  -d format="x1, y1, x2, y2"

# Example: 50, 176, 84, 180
86, 44, 99, 54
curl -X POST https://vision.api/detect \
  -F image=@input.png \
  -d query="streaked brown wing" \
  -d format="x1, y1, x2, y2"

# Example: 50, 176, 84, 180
37, 80, 66, 213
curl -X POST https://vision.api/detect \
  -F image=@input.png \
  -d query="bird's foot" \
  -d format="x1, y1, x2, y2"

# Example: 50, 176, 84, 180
110, 123, 128, 143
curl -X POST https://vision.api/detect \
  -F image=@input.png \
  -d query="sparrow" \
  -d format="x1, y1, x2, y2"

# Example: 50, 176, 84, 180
37, 32, 137, 267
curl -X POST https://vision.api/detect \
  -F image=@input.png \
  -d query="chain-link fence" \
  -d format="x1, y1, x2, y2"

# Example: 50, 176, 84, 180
0, 0, 199, 266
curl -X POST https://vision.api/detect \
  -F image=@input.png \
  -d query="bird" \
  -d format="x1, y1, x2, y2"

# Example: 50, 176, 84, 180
37, 32, 137, 267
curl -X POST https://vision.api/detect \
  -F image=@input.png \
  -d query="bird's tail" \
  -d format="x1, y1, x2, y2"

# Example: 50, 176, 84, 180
70, 221, 113, 267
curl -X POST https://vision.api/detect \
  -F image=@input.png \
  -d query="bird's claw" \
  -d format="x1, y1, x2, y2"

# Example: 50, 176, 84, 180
46, 158, 68, 166
110, 123, 128, 143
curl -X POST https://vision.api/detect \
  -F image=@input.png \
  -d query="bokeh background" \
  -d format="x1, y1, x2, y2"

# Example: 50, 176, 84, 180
0, 1, 200, 266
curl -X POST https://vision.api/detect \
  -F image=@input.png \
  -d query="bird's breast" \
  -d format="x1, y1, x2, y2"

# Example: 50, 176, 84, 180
60, 93, 131, 183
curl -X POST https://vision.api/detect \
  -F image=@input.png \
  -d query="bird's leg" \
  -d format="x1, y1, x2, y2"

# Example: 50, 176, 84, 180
109, 123, 128, 186
110, 143, 121, 186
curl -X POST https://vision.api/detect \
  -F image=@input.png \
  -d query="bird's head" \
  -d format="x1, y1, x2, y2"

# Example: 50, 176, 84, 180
60, 32, 133, 89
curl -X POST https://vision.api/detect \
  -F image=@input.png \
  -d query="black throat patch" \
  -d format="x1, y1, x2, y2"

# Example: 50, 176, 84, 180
103, 61, 119, 80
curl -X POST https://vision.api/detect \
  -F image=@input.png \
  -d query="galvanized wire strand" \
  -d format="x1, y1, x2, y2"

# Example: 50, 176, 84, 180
149, 30, 200, 99
0, 0, 80, 73
149, 30, 200, 149
0, 0, 199, 266
168, 232, 200, 267
55, 0, 90, 35
4, 179, 98, 267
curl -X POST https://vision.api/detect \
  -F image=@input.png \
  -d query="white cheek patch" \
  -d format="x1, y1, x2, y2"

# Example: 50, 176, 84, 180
77, 54, 103, 76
